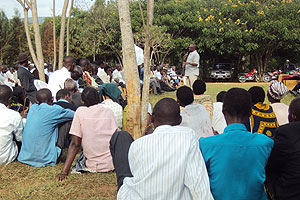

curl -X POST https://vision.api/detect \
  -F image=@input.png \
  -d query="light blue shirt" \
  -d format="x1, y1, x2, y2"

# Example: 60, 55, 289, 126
18, 103, 74, 167
199, 123, 274, 200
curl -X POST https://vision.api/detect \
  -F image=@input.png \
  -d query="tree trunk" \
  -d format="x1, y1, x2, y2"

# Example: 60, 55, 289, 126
53, 0, 57, 69
58, 0, 69, 69
118, 0, 141, 139
30, 0, 46, 82
17, 1, 39, 69
66, 0, 74, 56
141, 0, 154, 134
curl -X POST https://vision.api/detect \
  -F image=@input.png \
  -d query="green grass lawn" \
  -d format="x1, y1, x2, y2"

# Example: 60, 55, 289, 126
0, 82, 296, 199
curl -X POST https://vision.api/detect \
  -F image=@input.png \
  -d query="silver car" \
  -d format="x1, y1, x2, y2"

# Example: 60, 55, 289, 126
210, 63, 234, 80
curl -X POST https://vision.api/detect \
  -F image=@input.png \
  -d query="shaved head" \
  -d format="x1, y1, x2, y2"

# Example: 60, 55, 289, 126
0, 85, 12, 106
289, 97, 300, 122
152, 98, 182, 128
36, 89, 52, 105
63, 56, 75, 72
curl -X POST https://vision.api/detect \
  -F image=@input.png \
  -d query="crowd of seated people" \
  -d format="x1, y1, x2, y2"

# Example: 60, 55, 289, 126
2, 52, 300, 199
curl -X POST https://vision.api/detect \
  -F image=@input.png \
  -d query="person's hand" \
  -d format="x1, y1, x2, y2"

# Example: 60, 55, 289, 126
56, 172, 68, 181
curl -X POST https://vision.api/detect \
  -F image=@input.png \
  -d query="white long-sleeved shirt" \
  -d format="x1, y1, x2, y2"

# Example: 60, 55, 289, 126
117, 125, 213, 200
180, 103, 214, 139
0, 103, 23, 164
212, 102, 227, 134
48, 67, 71, 98
112, 69, 125, 84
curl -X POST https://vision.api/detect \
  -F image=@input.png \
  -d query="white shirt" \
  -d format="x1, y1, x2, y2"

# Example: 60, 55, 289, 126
212, 102, 227, 134
0, 73, 13, 89
97, 68, 110, 83
0, 103, 23, 164
6, 71, 20, 86
154, 70, 162, 80
118, 125, 213, 200
180, 103, 214, 139
271, 102, 289, 126
185, 50, 200, 76
48, 67, 71, 98
135, 44, 144, 66
101, 99, 123, 129
112, 69, 125, 84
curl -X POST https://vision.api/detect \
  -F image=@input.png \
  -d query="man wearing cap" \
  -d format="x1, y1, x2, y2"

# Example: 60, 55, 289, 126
17, 53, 37, 104
267, 80, 290, 126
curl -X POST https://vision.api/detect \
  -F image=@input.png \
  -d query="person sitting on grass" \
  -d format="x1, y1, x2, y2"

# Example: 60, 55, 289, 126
99, 83, 123, 130
192, 80, 213, 120
0, 85, 23, 164
54, 89, 78, 111
177, 86, 213, 138
200, 88, 274, 200
212, 91, 227, 134
110, 98, 213, 199
64, 78, 82, 107
267, 80, 290, 126
248, 86, 279, 137
56, 87, 118, 180
265, 97, 300, 200
18, 89, 75, 168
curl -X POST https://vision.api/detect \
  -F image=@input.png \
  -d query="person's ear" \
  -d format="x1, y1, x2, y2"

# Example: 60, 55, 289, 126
177, 115, 182, 125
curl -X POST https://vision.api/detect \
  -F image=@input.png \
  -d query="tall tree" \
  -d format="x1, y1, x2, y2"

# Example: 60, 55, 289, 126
118, 0, 141, 138
139, 0, 154, 134
53, 0, 57, 69
66, 0, 74, 56
0, 10, 10, 64
58, 0, 69, 68
17, 0, 45, 82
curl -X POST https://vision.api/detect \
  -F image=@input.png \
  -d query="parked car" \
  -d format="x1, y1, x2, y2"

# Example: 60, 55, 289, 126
209, 63, 234, 80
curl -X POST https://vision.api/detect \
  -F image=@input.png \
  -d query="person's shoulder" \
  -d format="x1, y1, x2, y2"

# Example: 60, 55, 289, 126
6, 107, 22, 120
252, 132, 274, 147
199, 134, 223, 145
277, 122, 300, 134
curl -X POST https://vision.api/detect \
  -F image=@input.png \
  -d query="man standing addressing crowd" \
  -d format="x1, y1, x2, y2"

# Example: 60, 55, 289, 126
183, 44, 200, 88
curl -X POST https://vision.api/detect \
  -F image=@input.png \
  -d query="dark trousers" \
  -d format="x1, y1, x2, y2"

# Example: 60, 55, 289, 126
110, 131, 133, 190
57, 121, 72, 149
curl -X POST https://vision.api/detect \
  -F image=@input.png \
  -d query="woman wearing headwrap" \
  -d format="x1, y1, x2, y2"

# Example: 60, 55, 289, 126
99, 83, 123, 130
267, 80, 290, 126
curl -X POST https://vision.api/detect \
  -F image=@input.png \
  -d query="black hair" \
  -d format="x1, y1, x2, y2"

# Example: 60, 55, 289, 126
216, 91, 227, 102
36, 88, 52, 104
248, 86, 265, 104
176, 86, 194, 107
192, 80, 206, 95
289, 97, 300, 121
79, 58, 90, 68
223, 88, 252, 119
153, 98, 181, 125
0, 85, 12, 106
81, 87, 100, 107
104, 65, 111, 73
56, 89, 70, 101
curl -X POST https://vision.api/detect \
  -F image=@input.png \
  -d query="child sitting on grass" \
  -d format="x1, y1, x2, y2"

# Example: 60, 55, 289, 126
192, 80, 213, 120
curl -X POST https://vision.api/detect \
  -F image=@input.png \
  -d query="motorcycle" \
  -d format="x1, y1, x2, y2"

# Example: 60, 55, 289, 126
263, 70, 281, 82
239, 69, 260, 83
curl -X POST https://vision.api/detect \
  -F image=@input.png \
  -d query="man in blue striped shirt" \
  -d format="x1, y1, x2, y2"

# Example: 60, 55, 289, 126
110, 98, 213, 200
199, 88, 274, 200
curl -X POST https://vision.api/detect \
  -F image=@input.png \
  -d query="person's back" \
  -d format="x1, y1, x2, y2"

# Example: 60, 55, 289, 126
117, 98, 213, 200
18, 89, 74, 167
192, 80, 213, 120
0, 85, 23, 164
266, 98, 300, 200
248, 86, 278, 137
119, 125, 211, 199
212, 91, 227, 134
200, 88, 273, 200
177, 86, 213, 138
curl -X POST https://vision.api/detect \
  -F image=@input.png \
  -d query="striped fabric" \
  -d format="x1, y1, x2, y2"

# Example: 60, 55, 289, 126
117, 125, 213, 200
